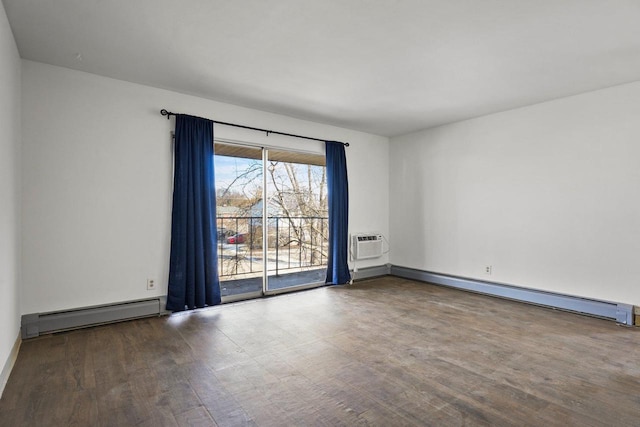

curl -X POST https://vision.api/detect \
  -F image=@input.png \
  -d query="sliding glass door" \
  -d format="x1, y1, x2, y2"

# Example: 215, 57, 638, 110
214, 143, 327, 300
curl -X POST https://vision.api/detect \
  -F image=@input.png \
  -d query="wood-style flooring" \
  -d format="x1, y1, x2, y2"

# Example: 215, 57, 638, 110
1, 276, 639, 426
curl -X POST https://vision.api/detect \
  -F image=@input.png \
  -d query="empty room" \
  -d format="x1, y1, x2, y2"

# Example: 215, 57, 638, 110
1, 1, 639, 426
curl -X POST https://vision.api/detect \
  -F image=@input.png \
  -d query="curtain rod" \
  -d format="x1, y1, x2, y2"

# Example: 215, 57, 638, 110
160, 109, 349, 147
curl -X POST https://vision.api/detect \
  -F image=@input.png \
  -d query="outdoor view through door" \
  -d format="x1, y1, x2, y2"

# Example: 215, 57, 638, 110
214, 142, 328, 298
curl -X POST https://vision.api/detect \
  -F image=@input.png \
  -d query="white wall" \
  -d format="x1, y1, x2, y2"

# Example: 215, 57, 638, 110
390, 82, 640, 306
21, 60, 389, 314
0, 0, 22, 392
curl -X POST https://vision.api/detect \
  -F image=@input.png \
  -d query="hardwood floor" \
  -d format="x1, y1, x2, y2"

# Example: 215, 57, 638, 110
1, 276, 639, 426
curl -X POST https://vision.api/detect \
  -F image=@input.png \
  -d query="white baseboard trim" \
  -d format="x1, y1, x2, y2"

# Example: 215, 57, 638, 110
391, 265, 634, 325
0, 332, 21, 399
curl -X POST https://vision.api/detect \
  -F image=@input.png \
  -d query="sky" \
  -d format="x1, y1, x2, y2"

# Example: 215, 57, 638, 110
214, 155, 260, 190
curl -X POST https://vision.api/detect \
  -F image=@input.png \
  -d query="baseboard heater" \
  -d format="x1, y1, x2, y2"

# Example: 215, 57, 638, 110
21, 297, 166, 339
390, 266, 634, 325
351, 264, 391, 281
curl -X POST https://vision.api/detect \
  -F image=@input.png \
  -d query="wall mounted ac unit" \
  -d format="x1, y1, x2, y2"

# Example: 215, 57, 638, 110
352, 234, 384, 260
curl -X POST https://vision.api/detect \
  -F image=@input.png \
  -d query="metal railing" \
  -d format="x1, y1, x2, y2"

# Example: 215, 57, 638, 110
216, 216, 328, 278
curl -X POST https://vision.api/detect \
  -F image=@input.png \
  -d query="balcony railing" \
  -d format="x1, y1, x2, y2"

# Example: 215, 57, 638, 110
216, 216, 328, 278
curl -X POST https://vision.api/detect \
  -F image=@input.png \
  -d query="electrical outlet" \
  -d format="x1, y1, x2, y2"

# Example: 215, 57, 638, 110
485, 265, 492, 275
147, 279, 156, 290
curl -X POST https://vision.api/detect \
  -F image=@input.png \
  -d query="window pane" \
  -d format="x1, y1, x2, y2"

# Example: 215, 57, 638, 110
215, 149, 264, 297
265, 152, 328, 291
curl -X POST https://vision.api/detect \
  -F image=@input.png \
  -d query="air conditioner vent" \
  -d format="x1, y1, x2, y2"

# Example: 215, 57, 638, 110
352, 234, 383, 260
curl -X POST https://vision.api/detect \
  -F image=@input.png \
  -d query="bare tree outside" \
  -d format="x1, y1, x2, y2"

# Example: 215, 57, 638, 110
267, 160, 328, 268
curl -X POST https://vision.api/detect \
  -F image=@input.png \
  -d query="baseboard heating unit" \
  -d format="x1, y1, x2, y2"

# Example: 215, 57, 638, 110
21, 297, 166, 339
390, 266, 634, 325
350, 264, 391, 281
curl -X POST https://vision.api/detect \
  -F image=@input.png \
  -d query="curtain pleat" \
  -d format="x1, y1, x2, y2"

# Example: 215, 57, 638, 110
166, 114, 221, 311
325, 141, 350, 285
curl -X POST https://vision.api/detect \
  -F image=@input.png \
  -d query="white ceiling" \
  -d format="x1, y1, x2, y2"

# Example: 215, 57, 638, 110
4, 0, 640, 137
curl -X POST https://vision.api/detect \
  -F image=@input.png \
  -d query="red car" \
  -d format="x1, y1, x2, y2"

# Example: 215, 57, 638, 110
226, 234, 246, 244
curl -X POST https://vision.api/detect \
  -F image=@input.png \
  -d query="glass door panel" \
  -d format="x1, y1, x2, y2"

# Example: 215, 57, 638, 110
265, 149, 328, 293
214, 143, 264, 299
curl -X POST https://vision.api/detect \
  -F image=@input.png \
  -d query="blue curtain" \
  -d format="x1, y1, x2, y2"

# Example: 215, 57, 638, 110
166, 114, 221, 311
325, 141, 350, 285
